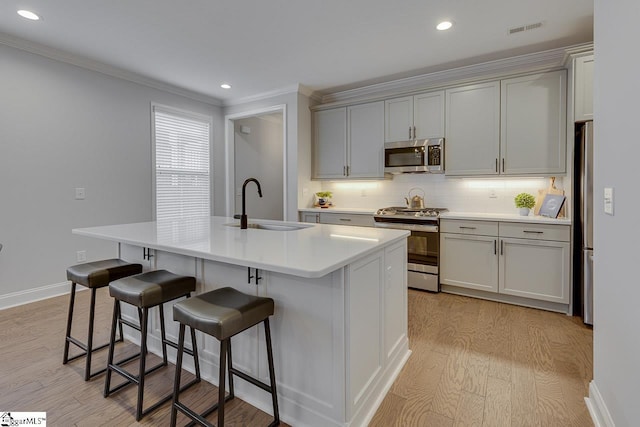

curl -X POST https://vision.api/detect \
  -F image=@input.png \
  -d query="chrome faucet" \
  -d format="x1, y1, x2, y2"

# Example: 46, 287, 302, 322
240, 178, 263, 229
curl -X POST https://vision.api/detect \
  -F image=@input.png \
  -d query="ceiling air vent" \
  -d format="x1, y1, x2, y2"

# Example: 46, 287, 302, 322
508, 21, 544, 35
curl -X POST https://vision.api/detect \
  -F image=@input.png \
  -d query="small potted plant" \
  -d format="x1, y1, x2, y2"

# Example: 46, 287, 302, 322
315, 191, 333, 207
514, 192, 536, 216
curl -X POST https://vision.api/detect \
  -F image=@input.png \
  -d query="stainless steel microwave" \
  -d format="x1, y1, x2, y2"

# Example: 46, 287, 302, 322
384, 138, 444, 174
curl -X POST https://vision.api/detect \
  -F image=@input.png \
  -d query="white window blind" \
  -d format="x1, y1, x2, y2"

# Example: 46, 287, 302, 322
153, 106, 211, 220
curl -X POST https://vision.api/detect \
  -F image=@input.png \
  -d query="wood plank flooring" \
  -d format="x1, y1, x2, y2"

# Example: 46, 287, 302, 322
370, 290, 594, 427
0, 287, 593, 426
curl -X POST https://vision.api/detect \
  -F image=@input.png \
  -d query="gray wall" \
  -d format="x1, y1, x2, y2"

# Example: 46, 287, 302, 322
592, 1, 640, 425
0, 43, 222, 306
224, 90, 316, 221
234, 114, 284, 220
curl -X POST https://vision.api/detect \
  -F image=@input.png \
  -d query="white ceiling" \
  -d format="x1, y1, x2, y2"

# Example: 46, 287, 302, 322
0, 0, 593, 104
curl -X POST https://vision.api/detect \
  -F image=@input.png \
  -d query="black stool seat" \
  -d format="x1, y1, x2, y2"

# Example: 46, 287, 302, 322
109, 269, 196, 307
63, 259, 142, 381
173, 287, 274, 340
104, 269, 200, 421
171, 287, 279, 427
67, 259, 143, 288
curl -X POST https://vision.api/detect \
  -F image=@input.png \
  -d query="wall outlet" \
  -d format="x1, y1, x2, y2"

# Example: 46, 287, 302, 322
488, 189, 498, 199
75, 187, 85, 200
76, 250, 86, 262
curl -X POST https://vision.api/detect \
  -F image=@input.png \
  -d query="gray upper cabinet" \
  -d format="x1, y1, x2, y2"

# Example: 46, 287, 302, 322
501, 70, 567, 175
574, 54, 594, 122
313, 101, 384, 179
385, 90, 444, 142
348, 101, 385, 178
314, 107, 347, 179
445, 81, 501, 176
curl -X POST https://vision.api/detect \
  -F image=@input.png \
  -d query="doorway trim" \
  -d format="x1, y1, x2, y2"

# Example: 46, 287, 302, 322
224, 104, 288, 220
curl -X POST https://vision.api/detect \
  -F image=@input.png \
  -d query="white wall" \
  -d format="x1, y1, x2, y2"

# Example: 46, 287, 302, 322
234, 114, 284, 220
319, 175, 566, 215
0, 44, 222, 306
590, 1, 640, 425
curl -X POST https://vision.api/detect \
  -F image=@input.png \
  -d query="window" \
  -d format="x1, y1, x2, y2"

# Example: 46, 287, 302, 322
153, 105, 211, 220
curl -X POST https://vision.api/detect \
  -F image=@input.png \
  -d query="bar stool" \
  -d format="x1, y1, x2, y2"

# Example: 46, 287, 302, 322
170, 287, 280, 427
104, 269, 201, 421
64, 259, 143, 380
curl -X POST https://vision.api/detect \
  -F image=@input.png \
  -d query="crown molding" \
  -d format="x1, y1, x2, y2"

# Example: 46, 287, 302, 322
222, 83, 321, 107
562, 42, 594, 66
0, 32, 223, 107
319, 45, 585, 106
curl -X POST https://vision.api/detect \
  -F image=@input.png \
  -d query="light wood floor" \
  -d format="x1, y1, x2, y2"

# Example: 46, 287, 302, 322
370, 290, 594, 427
0, 287, 592, 426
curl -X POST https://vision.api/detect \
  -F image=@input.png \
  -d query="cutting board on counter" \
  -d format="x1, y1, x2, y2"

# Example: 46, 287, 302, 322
534, 177, 566, 217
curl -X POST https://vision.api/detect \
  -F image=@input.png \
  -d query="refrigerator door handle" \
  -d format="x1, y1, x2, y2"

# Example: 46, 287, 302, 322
583, 121, 594, 249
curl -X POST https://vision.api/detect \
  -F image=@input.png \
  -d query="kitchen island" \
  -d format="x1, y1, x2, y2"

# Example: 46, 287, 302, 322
73, 216, 410, 427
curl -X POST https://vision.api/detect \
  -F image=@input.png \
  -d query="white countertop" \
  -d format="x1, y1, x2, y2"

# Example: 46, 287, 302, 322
73, 216, 408, 279
298, 207, 377, 214
441, 211, 572, 225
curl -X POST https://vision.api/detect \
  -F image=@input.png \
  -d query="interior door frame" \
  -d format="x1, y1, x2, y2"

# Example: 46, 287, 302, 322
224, 104, 288, 220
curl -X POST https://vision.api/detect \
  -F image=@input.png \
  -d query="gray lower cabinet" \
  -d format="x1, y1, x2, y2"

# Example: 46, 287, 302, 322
299, 211, 375, 227
440, 219, 570, 306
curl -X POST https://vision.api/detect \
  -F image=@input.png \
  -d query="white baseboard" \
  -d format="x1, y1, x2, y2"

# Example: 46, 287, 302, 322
585, 380, 616, 427
0, 281, 72, 311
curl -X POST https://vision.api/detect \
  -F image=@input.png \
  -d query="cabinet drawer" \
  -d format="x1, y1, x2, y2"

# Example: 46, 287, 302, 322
440, 220, 498, 236
499, 223, 570, 242
319, 213, 375, 227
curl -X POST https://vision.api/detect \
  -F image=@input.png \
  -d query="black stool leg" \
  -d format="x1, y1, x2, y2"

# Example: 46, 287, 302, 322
159, 304, 169, 365
264, 318, 280, 426
117, 301, 125, 343
136, 307, 149, 421
170, 323, 186, 427
227, 338, 235, 399
218, 339, 228, 427
104, 298, 120, 397
84, 287, 98, 381
62, 282, 77, 364
191, 326, 201, 381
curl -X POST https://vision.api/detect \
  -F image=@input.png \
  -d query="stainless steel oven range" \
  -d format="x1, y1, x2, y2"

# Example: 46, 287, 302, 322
374, 207, 447, 292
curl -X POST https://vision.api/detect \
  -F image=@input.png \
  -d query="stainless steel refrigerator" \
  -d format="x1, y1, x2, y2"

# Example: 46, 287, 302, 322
574, 121, 593, 325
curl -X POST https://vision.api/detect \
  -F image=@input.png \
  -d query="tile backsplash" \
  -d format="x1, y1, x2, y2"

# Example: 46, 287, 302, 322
319, 174, 568, 215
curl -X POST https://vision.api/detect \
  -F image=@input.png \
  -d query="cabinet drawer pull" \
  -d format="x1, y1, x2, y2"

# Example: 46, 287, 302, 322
409, 126, 412, 139
494, 239, 497, 255
495, 158, 498, 172
500, 240, 504, 255
523, 230, 544, 234
413, 126, 416, 139
339, 218, 352, 222
459, 226, 476, 230
502, 158, 505, 172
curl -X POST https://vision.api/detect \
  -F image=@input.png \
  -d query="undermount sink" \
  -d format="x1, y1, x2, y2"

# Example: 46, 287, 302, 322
225, 222, 311, 231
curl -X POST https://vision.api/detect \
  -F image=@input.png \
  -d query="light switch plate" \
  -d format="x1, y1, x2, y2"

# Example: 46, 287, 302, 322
604, 187, 614, 215
75, 187, 85, 200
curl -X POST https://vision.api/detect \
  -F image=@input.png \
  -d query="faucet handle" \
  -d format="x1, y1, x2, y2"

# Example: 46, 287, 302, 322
233, 214, 241, 219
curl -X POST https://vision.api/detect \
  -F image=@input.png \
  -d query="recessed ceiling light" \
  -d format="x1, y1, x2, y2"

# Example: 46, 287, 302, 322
220, 83, 232, 89
17, 10, 40, 21
436, 21, 453, 31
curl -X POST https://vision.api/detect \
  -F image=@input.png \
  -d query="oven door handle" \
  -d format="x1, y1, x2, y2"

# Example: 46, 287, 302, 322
374, 221, 439, 232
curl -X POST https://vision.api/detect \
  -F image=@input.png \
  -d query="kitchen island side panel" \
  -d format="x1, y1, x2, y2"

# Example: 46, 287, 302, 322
117, 239, 408, 427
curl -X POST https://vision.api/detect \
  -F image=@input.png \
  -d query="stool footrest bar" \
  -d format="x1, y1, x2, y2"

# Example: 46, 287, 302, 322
230, 367, 273, 394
